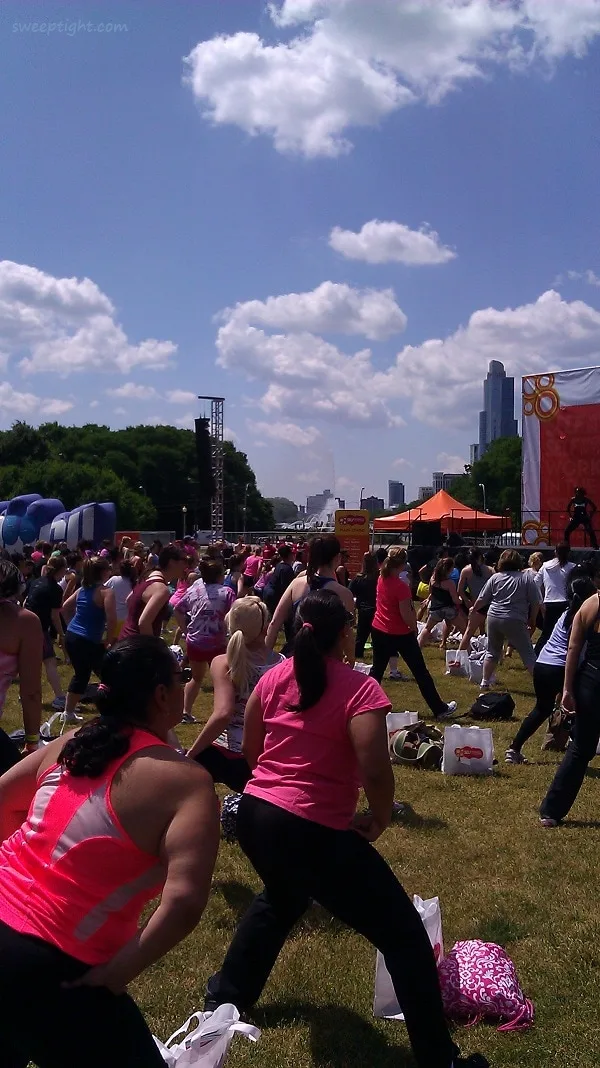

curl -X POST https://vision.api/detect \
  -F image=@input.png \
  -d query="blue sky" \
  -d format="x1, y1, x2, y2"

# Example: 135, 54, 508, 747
1, 0, 600, 506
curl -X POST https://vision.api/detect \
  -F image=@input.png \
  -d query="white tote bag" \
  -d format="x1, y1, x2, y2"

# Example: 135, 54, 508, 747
442, 724, 494, 776
445, 649, 469, 676
373, 896, 443, 1020
154, 1004, 260, 1068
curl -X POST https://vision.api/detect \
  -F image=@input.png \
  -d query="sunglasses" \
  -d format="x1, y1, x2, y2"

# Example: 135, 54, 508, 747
174, 667, 193, 685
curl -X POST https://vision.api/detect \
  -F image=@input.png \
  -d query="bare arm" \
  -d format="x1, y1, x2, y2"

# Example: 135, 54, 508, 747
457, 568, 470, 608
242, 689, 266, 770
186, 656, 235, 759
265, 581, 301, 650
17, 610, 43, 749
138, 585, 170, 636
67, 767, 220, 993
348, 710, 394, 839
102, 588, 118, 645
444, 579, 461, 608
61, 590, 78, 623
398, 598, 417, 633
563, 601, 591, 711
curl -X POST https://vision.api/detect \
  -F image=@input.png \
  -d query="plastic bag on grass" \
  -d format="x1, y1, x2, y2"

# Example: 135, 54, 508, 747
373, 896, 443, 1020
154, 1003, 260, 1067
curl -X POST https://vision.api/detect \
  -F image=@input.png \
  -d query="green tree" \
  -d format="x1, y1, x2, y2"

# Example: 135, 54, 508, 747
450, 436, 521, 524
267, 497, 299, 524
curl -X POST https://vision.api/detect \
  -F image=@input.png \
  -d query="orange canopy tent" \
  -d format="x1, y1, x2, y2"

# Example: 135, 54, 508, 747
372, 489, 509, 534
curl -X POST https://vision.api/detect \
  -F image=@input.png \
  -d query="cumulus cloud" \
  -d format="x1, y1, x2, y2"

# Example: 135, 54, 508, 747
0, 381, 73, 420
392, 457, 414, 470
167, 389, 198, 404
247, 420, 321, 447
173, 412, 195, 428
220, 281, 406, 341
114, 407, 128, 416
567, 269, 600, 288
436, 452, 467, 473
0, 260, 176, 376
330, 220, 456, 265
185, 0, 600, 157
106, 382, 158, 400
375, 289, 600, 428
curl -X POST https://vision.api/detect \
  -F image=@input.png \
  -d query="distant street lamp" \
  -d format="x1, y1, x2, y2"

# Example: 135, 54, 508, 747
359, 486, 365, 509
479, 483, 487, 513
182, 504, 188, 538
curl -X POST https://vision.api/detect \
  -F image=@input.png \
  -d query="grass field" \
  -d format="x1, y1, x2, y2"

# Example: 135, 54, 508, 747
5, 642, 600, 1068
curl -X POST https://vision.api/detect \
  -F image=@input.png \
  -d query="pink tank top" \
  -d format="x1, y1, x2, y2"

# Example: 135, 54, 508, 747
0, 728, 169, 964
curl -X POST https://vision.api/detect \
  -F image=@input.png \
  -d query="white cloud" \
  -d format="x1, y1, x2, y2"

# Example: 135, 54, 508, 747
173, 412, 195, 429
185, 0, 600, 157
106, 382, 158, 400
336, 475, 359, 491
89, 400, 99, 409
221, 281, 406, 341
392, 457, 413, 470
224, 425, 238, 444
246, 419, 321, 447
436, 452, 466, 473
114, 407, 128, 416
167, 389, 197, 404
0, 380, 73, 420
330, 220, 456, 265
0, 260, 177, 376
374, 289, 600, 428
297, 469, 322, 484
217, 282, 406, 428
567, 269, 600, 288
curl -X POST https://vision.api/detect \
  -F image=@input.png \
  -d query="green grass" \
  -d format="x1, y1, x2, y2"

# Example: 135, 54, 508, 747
5, 644, 600, 1067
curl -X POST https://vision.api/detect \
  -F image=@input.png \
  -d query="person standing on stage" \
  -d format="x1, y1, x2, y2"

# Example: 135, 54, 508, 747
564, 487, 598, 549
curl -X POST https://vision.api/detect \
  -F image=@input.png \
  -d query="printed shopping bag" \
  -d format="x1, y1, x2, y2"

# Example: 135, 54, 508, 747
154, 1003, 260, 1067
438, 940, 534, 1031
442, 724, 494, 776
373, 896, 443, 1020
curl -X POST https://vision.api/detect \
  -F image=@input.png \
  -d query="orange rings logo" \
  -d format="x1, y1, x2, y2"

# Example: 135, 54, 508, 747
522, 520, 551, 547
523, 374, 560, 422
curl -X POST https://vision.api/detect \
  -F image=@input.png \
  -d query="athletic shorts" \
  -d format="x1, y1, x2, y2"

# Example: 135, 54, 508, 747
186, 644, 225, 664
429, 607, 458, 624
42, 631, 55, 662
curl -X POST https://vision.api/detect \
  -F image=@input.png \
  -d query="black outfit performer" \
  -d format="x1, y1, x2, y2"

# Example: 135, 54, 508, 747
565, 487, 598, 550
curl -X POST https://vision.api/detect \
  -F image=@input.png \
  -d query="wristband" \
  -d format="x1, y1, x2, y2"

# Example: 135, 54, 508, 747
25, 733, 40, 745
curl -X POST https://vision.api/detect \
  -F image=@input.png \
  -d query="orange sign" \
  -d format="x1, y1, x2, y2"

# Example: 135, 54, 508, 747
334, 510, 371, 577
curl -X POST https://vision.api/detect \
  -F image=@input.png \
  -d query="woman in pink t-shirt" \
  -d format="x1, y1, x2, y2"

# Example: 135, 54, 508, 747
204, 589, 481, 1068
370, 548, 457, 722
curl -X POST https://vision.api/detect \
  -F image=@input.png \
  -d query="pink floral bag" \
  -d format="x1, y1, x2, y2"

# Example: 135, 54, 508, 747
438, 940, 534, 1032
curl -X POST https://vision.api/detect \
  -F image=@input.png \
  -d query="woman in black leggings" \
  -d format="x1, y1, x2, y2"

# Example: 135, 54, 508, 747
205, 589, 487, 1068
505, 570, 596, 765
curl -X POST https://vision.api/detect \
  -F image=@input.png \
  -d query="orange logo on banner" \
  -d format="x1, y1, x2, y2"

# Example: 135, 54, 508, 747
334, 510, 370, 578
523, 374, 560, 422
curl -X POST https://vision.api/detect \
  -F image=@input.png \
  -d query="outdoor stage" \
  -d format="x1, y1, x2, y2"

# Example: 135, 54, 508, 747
522, 366, 600, 548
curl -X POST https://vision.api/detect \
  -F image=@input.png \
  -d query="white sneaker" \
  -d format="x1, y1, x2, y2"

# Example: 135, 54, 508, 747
435, 700, 457, 721
389, 670, 410, 681
181, 712, 198, 724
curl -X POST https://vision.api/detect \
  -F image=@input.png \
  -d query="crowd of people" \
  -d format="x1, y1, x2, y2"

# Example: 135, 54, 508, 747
1, 526, 599, 1066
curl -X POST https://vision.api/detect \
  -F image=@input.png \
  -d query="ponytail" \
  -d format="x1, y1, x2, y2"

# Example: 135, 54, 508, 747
225, 596, 270, 697
381, 547, 406, 578
287, 589, 349, 712
564, 570, 597, 631
58, 637, 176, 778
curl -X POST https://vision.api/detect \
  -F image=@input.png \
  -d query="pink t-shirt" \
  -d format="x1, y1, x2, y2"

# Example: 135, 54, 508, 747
245, 658, 391, 830
244, 554, 261, 578
372, 575, 412, 635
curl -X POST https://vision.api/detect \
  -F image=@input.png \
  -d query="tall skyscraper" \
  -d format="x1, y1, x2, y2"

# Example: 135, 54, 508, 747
388, 480, 405, 508
472, 360, 518, 458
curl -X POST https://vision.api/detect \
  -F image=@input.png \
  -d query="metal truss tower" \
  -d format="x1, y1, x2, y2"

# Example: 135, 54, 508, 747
198, 396, 225, 540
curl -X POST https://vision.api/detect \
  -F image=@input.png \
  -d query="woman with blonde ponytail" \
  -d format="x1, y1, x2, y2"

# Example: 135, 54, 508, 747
187, 597, 284, 790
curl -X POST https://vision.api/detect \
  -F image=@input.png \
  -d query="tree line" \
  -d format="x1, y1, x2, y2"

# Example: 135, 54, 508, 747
0, 422, 275, 533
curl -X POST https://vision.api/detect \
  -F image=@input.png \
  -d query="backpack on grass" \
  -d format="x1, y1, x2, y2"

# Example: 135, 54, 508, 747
470, 692, 515, 721
390, 724, 444, 770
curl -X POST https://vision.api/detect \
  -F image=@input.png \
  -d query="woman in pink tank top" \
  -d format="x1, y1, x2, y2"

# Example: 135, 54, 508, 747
0, 635, 219, 1068
119, 544, 186, 641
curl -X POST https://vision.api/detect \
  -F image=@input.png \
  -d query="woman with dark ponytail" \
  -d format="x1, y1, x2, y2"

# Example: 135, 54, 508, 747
265, 534, 356, 662
506, 568, 597, 765
205, 589, 486, 1068
0, 636, 219, 1067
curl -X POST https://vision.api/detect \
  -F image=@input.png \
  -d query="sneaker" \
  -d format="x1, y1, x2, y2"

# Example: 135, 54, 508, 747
505, 748, 528, 765
480, 681, 491, 691
51, 695, 66, 711
181, 712, 198, 724
389, 670, 410, 681
539, 816, 559, 828
435, 700, 458, 721
64, 710, 83, 724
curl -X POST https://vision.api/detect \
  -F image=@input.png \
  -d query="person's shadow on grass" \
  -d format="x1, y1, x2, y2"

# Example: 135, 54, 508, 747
254, 1002, 415, 1067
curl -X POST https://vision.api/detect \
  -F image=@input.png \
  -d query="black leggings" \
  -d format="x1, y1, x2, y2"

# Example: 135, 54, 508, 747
541, 664, 600, 822
206, 794, 455, 1068
534, 602, 568, 656
564, 515, 598, 549
66, 633, 105, 695
194, 745, 251, 792
0, 921, 164, 1068
355, 605, 375, 657
510, 662, 564, 752
369, 627, 449, 718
